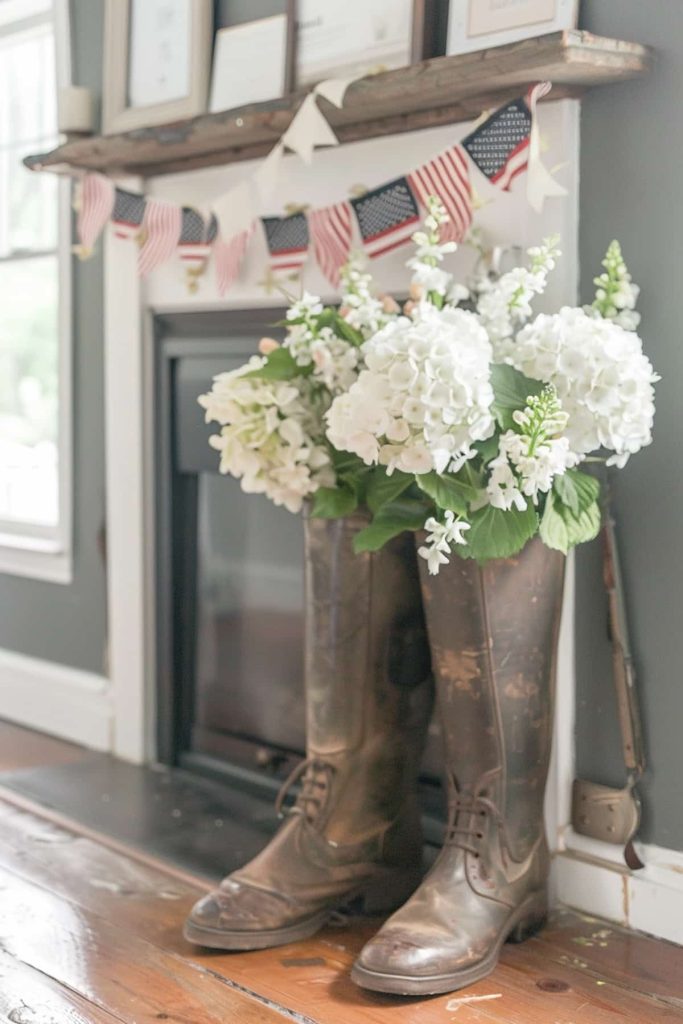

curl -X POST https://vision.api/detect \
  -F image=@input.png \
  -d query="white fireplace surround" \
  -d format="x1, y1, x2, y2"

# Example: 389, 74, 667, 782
4, 100, 681, 942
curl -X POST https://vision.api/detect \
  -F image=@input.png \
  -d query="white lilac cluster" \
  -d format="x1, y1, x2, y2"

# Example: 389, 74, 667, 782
326, 302, 495, 475
591, 239, 641, 331
477, 237, 560, 358
511, 307, 657, 467
198, 358, 334, 514
338, 253, 388, 338
418, 510, 470, 575
406, 196, 459, 300
282, 292, 360, 395
487, 387, 574, 511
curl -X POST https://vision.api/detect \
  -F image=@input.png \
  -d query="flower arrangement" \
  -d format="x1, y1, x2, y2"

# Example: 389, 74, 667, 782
200, 197, 657, 571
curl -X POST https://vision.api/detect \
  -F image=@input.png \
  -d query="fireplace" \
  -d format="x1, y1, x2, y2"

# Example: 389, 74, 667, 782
152, 310, 446, 836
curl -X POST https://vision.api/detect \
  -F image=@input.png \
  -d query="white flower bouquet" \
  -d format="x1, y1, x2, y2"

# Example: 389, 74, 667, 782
200, 200, 657, 572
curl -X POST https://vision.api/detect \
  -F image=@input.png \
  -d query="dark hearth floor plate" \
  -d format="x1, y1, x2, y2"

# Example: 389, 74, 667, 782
0, 754, 279, 882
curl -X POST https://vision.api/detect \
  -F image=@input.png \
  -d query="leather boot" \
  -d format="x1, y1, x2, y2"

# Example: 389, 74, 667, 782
184, 514, 433, 950
353, 536, 565, 994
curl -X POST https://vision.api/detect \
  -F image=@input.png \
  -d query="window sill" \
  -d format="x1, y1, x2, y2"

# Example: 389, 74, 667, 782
0, 534, 72, 584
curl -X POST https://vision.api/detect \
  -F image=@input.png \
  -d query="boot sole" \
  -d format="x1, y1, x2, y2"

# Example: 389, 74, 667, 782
350, 891, 548, 996
184, 869, 422, 951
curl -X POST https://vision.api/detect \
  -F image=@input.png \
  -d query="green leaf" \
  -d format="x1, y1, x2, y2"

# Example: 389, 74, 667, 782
490, 364, 544, 430
311, 485, 358, 519
366, 468, 413, 513
353, 499, 428, 553
472, 435, 499, 465
461, 502, 538, 563
539, 490, 601, 554
331, 313, 364, 347
553, 469, 600, 517
244, 347, 308, 381
416, 471, 470, 515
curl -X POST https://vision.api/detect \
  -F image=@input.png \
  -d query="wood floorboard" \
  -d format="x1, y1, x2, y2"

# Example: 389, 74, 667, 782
0, 948, 124, 1024
0, 798, 681, 1024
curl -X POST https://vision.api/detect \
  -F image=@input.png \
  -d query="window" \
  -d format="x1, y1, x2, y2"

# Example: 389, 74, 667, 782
0, 0, 71, 581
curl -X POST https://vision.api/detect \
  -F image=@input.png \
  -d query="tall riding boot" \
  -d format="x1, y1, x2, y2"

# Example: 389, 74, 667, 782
353, 537, 565, 995
185, 514, 433, 949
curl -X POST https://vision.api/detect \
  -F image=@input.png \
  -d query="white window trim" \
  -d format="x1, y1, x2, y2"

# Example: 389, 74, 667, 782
0, 0, 73, 584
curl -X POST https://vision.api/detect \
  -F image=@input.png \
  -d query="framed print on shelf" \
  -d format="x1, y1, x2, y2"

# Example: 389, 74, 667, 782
297, 0, 439, 87
447, 0, 578, 56
102, 0, 213, 135
210, 13, 294, 112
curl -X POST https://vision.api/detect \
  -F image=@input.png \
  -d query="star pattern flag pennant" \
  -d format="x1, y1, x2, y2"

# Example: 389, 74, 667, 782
462, 89, 538, 191
262, 212, 310, 273
138, 198, 182, 277
308, 201, 353, 287
111, 188, 146, 240
76, 173, 115, 255
350, 177, 420, 259
177, 208, 217, 268
214, 224, 254, 296
409, 145, 472, 242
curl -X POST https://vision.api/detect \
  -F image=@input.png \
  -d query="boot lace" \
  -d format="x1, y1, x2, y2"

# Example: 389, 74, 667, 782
275, 757, 335, 825
444, 792, 503, 858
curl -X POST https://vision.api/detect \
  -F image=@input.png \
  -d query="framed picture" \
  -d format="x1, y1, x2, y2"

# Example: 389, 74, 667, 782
297, 0, 438, 87
102, 0, 213, 134
210, 12, 295, 112
447, 0, 578, 56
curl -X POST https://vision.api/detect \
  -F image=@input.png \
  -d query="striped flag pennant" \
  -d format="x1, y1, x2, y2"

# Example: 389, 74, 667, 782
214, 224, 254, 296
350, 177, 420, 259
409, 145, 472, 243
76, 173, 115, 254
111, 188, 146, 241
461, 82, 552, 192
308, 201, 352, 287
261, 212, 309, 273
137, 198, 182, 277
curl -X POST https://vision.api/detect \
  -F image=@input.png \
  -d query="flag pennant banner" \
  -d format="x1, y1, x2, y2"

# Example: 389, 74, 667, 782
462, 92, 535, 192
78, 83, 564, 290
76, 172, 115, 254
308, 201, 353, 287
214, 224, 254, 296
351, 177, 420, 259
138, 198, 182, 277
262, 212, 310, 272
111, 188, 146, 241
409, 144, 472, 243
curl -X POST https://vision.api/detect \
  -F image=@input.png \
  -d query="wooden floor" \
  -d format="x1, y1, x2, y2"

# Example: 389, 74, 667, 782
0, 723, 682, 1023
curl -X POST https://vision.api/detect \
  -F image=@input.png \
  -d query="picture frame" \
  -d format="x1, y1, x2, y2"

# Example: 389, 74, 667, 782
447, 0, 578, 57
102, 0, 213, 135
296, 0, 439, 87
209, 10, 296, 113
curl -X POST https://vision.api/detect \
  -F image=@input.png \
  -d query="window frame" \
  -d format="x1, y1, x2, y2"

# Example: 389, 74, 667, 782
0, 0, 73, 584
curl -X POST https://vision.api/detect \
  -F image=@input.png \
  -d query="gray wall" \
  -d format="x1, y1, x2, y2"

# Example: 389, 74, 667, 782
576, 1, 683, 849
0, 1, 107, 674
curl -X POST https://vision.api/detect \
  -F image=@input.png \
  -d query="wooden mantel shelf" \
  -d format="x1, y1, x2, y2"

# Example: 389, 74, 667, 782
27, 31, 651, 179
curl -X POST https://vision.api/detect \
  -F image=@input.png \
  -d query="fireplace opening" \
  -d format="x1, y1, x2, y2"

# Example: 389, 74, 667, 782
154, 311, 445, 840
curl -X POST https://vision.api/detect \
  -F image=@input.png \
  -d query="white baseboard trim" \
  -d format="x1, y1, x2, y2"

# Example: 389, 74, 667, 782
0, 647, 112, 752
552, 828, 683, 946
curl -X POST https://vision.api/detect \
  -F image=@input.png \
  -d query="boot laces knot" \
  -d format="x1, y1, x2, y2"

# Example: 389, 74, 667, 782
275, 757, 335, 824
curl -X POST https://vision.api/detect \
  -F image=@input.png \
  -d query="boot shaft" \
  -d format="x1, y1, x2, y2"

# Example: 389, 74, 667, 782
418, 537, 565, 861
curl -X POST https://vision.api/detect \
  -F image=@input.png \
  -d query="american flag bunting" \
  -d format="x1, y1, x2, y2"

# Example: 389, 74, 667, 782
262, 213, 309, 272
214, 224, 254, 296
111, 188, 146, 241
76, 173, 115, 253
138, 198, 182, 277
350, 177, 420, 259
178, 208, 217, 268
308, 201, 352, 287
461, 82, 552, 192
409, 145, 472, 243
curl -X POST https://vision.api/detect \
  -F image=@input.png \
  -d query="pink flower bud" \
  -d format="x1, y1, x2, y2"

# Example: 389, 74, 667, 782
258, 337, 280, 355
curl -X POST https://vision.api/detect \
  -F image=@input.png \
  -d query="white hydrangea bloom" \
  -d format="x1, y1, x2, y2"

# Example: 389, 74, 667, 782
511, 307, 658, 467
198, 358, 334, 513
326, 303, 495, 475
418, 510, 470, 575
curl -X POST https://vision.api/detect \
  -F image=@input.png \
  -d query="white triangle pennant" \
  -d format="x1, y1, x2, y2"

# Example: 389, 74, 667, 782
282, 93, 338, 164
313, 76, 357, 109
212, 179, 255, 239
